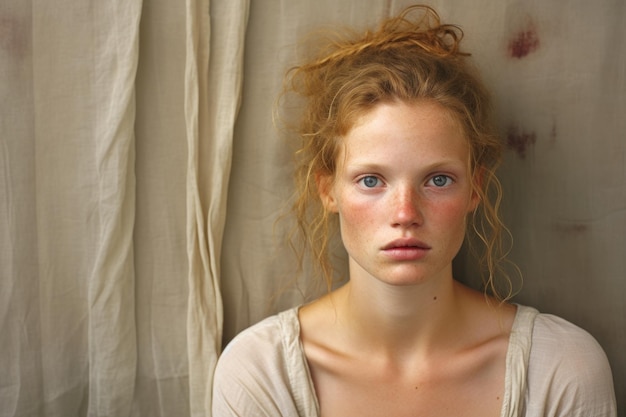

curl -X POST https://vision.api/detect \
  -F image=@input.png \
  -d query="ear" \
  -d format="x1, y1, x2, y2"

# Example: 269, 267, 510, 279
316, 173, 338, 213
468, 169, 483, 212
469, 188, 481, 212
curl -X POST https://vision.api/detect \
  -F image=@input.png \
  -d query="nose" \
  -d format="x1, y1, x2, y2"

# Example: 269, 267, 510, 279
391, 185, 423, 227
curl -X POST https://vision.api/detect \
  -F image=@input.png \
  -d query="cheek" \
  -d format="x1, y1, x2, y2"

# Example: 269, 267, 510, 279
429, 197, 472, 229
335, 194, 380, 240
338, 198, 372, 228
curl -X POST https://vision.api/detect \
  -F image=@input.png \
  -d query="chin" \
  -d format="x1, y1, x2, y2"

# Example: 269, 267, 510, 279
375, 267, 436, 287
350, 258, 448, 287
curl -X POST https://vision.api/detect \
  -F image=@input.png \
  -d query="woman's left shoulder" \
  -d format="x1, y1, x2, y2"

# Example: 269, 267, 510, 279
532, 312, 608, 361
525, 310, 617, 416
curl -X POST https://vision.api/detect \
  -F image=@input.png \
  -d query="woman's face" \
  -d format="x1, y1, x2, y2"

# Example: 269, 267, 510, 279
319, 100, 479, 287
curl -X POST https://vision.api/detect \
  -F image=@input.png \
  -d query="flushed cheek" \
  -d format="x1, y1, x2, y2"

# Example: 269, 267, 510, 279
336, 199, 381, 247
426, 199, 472, 242
432, 198, 471, 223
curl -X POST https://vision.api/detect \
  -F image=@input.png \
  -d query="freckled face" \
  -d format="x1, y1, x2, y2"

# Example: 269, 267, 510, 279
319, 100, 479, 286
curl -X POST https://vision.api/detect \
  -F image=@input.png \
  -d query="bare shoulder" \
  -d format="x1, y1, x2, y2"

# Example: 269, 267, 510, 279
456, 283, 517, 340
297, 293, 344, 365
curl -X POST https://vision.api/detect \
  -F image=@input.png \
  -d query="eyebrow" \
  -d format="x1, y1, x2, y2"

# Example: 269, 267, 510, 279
345, 159, 468, 173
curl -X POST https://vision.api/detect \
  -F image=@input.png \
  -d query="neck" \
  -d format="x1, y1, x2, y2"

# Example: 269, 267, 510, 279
332, 268, 466, 358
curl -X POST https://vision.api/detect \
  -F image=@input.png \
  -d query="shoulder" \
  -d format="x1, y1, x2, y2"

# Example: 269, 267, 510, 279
531, 312, 604, 355
212, 307, 314, 416
525, 310, 617, 416
213, 308, 297, 388
530, 312, 611, 374
217, 310, 293, 365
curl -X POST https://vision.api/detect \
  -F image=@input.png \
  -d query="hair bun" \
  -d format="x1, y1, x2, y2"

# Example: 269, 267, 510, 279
315, 6, 467, 69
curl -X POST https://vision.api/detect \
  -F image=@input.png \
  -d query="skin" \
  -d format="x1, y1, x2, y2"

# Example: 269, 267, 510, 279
299, 100, 517, 417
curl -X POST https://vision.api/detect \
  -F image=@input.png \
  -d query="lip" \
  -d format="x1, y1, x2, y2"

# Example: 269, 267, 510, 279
382, 238, 431, 251
381, 238, 431, 261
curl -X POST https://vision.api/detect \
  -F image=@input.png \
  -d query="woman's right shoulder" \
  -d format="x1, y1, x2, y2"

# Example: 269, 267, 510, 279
216, 307, 300, 373
212, 307, 313, 416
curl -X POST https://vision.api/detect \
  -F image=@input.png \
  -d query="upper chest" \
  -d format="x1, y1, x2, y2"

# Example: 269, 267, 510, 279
306, 339, 508, 417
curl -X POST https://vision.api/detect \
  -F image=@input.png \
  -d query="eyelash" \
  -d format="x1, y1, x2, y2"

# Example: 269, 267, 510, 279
428, 175, 454, 187
357, 175, 383, 188
357, 174, 454, 189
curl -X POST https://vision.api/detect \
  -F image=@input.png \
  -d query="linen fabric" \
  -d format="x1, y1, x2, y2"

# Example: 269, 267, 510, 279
212, 304, 617, 417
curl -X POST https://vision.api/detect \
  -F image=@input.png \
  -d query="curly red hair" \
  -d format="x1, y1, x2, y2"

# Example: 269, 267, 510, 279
283, 5, 516, 300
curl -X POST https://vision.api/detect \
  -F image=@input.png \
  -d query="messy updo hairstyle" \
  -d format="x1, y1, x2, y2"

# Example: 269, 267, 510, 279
284, 5, 515, 301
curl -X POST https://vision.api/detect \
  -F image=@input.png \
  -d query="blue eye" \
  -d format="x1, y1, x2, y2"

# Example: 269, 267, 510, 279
430, 175, 453, 187
359, 176, 381, 188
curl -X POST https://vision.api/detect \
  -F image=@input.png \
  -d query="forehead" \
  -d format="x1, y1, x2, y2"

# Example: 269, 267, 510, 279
349, 99, 462, 133
338, 100, 468, 163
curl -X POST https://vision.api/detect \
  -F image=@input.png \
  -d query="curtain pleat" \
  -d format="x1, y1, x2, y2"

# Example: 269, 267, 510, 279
86, 2, 142, 416
0, 0, 142, 415
183, 0, 249, 416
133, 0, 191, 415
1, 1, 40, 415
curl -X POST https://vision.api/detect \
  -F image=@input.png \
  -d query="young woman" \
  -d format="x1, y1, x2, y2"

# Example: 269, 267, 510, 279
212, 6, 617, 416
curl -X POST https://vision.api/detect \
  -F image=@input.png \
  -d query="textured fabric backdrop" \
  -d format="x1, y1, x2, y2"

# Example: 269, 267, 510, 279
0, 0, 624, 416
222, 0, 625, 414
0, 0, 248, 415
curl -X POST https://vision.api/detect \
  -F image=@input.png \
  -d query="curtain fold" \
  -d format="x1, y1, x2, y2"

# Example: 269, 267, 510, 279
1, 1, 143, 415
1, 2, 39, 415
87, 3, 142, 416
184, 0, 249, 415
1, 0, 249, 415
133, 1, 190, 415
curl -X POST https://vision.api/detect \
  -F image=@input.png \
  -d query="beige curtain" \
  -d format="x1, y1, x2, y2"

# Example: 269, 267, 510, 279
1, 0, 248, 416
1, 1, 624, 417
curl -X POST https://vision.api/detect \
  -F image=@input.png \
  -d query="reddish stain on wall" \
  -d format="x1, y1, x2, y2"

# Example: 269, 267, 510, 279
552, 222, 589, 236
0, 16, 26, 59
508, 24, 540, 59
550, 120, 558, 142
506, 126, 536, 158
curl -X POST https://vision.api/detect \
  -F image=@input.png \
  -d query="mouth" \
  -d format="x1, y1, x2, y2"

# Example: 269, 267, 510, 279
381, 238, 431, 261
382, 238, 431, 251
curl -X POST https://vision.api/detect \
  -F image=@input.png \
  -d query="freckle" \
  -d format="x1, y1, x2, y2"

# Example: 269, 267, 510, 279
508, 19, 540, 59
506, 126, 536, 159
